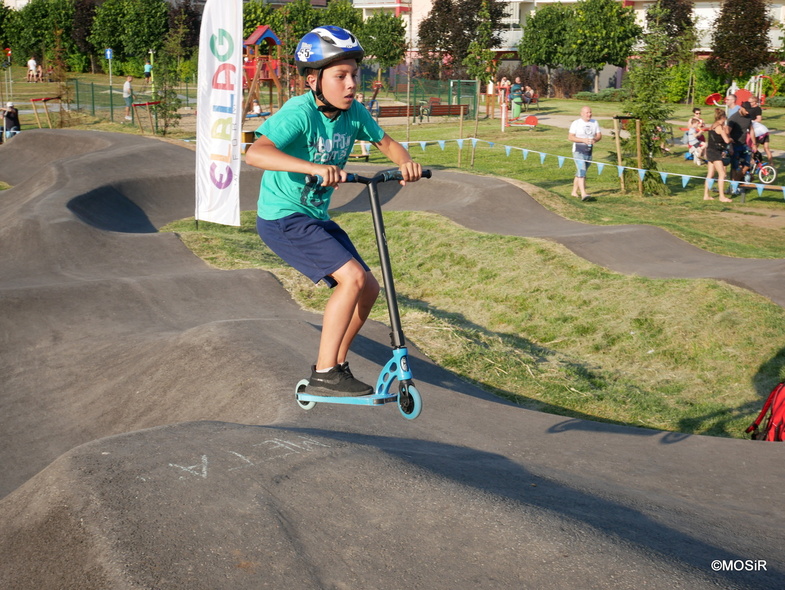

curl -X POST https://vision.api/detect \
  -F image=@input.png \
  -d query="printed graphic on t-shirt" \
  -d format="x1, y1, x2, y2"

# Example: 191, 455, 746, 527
300, 131, 354, 208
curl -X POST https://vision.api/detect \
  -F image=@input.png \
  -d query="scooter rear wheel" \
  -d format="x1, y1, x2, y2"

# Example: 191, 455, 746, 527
296, 379, 316, 410
398, 383, 422, 420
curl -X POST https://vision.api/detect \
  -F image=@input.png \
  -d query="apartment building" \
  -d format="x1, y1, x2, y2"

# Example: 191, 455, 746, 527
354, 0, 785, 54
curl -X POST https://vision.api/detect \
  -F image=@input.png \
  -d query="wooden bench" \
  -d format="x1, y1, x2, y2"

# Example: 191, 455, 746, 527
375, 105, 419, 121
420, 103, 468, 121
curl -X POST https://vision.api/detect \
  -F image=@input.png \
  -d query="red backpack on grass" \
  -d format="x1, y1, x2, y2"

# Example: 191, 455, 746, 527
746, 382, 785, 441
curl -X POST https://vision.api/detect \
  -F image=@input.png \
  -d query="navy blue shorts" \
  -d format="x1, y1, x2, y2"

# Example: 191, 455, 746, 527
256, 214, 369, 288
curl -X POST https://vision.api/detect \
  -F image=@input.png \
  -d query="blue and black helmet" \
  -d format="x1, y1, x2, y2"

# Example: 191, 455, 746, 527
295, 26, 364, 76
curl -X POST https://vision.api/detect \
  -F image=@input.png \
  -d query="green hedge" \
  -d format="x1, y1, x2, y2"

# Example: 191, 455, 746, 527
764, 95, 785, 108
574, 88, 629, 102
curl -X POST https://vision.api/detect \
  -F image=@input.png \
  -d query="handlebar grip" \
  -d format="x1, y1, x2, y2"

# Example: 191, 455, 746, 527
422, 169, 432, 179
304, 174, 322, 185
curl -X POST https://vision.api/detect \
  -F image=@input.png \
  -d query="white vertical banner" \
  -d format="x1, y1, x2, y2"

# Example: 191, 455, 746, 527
195, 0, 242, 226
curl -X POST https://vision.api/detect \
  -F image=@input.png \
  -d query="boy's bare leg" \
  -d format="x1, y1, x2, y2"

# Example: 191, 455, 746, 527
316, 260, 379, 371
337, 271, 380, 365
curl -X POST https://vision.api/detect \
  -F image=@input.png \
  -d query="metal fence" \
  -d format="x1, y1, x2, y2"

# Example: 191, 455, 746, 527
389, 76, 478, 117
66, 78, 197, 124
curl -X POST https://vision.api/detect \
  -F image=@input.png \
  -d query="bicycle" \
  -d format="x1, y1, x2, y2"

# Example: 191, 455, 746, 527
750, 150, 777, 184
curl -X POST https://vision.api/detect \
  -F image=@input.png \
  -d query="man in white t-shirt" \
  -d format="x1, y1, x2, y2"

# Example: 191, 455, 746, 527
122, 76, 134, 120
568, 106, 602, 201
27, 57, 37, 82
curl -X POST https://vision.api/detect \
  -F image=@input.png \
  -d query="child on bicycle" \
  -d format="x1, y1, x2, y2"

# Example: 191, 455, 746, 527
685, 117, 706, 165
245, 26, 422, 397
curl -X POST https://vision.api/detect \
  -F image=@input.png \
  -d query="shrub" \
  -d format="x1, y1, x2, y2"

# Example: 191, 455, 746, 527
764, 95, 785, 107
693, 60, 726, 104
574, 88, 628, 102
664, 62, 690, 103
551, 68, 592, 98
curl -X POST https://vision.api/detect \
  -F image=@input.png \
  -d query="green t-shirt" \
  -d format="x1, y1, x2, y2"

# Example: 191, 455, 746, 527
255, 92, 385, 221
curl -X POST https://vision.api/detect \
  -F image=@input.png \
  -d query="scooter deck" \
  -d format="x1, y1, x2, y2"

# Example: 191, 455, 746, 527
295, 378, 398, 406
295, 390, 398, 406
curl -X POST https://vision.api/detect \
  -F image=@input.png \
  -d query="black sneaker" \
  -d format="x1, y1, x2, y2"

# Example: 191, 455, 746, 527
307, 365, 373, 397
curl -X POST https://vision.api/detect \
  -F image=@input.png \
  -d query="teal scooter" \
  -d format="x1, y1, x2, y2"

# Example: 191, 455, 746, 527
295, 169, 432, 420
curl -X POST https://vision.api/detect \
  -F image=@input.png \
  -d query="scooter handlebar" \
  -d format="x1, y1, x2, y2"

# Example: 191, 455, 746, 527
305, 169, 431, 185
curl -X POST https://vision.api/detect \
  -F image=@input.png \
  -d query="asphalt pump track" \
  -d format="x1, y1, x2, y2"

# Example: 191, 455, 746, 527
0, 130, 783, 589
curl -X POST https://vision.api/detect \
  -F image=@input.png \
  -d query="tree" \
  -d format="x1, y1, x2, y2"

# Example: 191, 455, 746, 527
463, 0, 496, 162
362, 12, 407, 77
0, 4, 11, 52
462, 0, 496, 84
418, 0, 507, 79
707, 0, 773, 81
5, 0, 50, 65
321, 0, 364, 38
152, 12, 185, 136
121, 0, 169, 59
562, 0, 642, 91
646, 0, 696, 61
622, 3, 673, 194
417, 0, 456, 78
72, 0, 99, 72
243, 0, 276, 39
168, 0, 199, 50
89, 0, 127, 60
518, 3, 574, 96
273, 0, 318, 68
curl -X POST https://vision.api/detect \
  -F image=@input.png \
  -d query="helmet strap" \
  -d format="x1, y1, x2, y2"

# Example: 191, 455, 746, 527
312, 69, 344, 121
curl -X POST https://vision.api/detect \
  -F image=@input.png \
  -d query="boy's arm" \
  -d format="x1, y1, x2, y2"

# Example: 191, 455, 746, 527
372, 133, 422, 183
245, 135, 346, 187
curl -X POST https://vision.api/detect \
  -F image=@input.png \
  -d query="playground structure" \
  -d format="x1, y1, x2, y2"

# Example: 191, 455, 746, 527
242, 26, 290, 120
704, 75, 779, 107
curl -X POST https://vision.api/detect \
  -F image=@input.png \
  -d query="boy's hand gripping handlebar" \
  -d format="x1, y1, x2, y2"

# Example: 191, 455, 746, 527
305, 169, 432, 186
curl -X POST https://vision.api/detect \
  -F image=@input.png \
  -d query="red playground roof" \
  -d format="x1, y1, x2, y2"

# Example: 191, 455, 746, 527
244, 25, 281, 47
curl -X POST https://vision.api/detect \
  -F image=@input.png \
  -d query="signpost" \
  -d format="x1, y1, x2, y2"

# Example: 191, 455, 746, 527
105, 48, 113, 86
2, 48, 12, 109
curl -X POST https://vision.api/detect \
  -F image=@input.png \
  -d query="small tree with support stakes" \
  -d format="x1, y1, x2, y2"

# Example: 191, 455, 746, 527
151, 16, 186, 136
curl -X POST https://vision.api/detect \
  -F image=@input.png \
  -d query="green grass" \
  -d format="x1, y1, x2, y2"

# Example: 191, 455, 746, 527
9, 66, 785, 437
374, 109, 785, 259
162, 211, 785, 439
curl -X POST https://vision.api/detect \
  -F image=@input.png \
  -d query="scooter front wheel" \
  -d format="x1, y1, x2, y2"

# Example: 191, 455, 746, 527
296, 379, 316, 410
398, 383, 422, 420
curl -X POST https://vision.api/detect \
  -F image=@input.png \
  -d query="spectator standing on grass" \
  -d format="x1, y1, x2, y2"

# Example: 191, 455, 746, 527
498, 76, 510, 106
568, 105, 602, 202
122, 76, 134, 121
510, 77, 524, 120
1, 102, 20, 140
742, 95, 773, 163
725, 93, 739, 117
703, 108, 733, 203
143, 60, 152, 89
727, 106, 752, 191
26, 57, 36, 82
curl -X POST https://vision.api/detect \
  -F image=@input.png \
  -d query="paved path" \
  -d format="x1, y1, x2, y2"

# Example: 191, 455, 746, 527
0, 130, 782, 590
